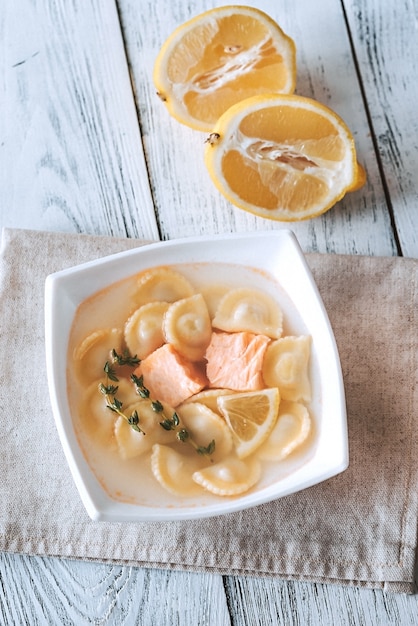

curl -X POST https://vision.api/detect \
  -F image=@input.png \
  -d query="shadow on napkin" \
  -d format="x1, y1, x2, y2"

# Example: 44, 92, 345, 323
0, 228, 416, 594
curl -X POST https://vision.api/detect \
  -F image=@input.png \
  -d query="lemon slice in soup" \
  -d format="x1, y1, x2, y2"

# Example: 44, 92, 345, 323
217, 388, 280, 458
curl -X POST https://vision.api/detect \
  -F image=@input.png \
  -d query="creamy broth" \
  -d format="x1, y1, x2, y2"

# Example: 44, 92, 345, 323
67, 263, 318, 507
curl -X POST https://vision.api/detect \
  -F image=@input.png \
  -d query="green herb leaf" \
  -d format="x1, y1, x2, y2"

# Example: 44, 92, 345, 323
100, 349, 216, 454
99, 382, 119, 396
131, 373, 143, 386
104, 361, 119, 382
151, 400, 164, 413
159, 412, 180, 431
128, 410, 139, 426
107, 397, 123, 413
177, 428, 190, 443
197, 439, 216, 456
112, 348, 140, 367
131, 373, 150, 398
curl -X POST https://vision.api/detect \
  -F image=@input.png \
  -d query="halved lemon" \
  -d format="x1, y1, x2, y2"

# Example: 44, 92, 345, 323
153, 6, 296, 131
204, 93, 366, 221
217, 388, 280, 459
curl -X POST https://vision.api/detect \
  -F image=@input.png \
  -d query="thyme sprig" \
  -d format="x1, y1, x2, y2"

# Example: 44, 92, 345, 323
99, 355, 145, 434
99, 349, 215, 457
111, 348, 140, 368
99, 381, 144, 434
158, 410, 215, 455
130, 373, 215, 458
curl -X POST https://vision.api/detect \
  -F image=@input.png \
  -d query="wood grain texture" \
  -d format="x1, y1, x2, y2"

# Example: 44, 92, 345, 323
0, 0, 417, 624
225, 576, 418, 625
0, 0, 158, 240
343, 0, 418, 258
0, 554, 231, 625
118, 0, 397, 256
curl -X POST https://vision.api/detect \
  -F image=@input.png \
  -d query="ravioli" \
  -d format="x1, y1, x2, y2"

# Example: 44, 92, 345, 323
70, 262, 315, 502
73, 328, 123, 383
259, 401, 311, 461
114, 400, 174, 460
181, 388, 236, 414
262, 335, 312, 402
164, 293, 212, 361
135, 267, 194, 307
177, 402, 233, 462
213, 287, 283, 338
151, 444, 206, 496
192, 457, 261, 496
78, 380, 118, 448
124, 301, 169, 360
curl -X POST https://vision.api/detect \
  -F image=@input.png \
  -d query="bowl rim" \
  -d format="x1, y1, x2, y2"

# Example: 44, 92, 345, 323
45, 229, 349, 522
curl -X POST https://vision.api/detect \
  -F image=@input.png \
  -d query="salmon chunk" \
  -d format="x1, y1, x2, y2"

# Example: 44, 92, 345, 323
136, 343, 208, 407
205, 331, 270, 391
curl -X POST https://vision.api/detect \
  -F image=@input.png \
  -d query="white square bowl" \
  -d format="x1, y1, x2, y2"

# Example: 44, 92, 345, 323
45, 230, 348, 522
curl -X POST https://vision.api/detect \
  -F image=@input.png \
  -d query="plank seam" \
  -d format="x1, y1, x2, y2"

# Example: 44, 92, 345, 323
340, 0, 403, 256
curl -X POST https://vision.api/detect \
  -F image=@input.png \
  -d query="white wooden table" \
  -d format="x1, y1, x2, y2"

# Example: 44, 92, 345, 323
1, 0, 417, 623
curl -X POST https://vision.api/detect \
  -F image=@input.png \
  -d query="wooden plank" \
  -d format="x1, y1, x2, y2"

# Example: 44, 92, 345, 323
0, 0, 228, 624
0, 0, 159, 240
224, 576, 418, 625
0, 554, 231, 625
116, 0, 418, 624
343, 0, 418, 258
118, 0, 397, 256
1, 0, 416, 624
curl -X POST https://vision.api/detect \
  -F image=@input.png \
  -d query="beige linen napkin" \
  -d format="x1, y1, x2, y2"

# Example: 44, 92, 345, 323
0, 227, 417, 594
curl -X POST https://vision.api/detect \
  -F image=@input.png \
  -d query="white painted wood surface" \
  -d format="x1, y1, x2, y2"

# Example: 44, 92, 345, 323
0, 0, 158, 240
1, 0, 417, 624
